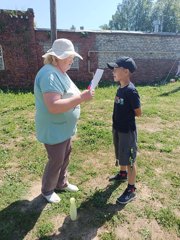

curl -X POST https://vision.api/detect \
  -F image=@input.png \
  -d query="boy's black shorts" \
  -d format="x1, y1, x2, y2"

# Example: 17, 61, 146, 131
113, 129, 137, 166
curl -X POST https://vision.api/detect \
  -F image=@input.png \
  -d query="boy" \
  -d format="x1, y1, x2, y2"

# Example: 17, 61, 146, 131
107, 57, 141, 204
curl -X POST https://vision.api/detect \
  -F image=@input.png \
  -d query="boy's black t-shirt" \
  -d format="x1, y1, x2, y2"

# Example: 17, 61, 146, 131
113, 82, 141, 133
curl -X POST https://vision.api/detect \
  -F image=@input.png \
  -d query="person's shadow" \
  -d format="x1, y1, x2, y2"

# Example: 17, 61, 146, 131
159, 86, 180, 96
39, 182, 126, 240
0, 195, 47, 240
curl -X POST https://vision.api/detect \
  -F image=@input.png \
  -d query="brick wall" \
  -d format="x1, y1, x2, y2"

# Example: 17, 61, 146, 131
0, 9, 39, 89
35, 30, 97, 83
0, 8, 179, 89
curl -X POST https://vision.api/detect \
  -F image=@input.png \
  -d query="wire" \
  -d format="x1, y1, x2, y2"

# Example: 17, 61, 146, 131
161, 59, 179, 84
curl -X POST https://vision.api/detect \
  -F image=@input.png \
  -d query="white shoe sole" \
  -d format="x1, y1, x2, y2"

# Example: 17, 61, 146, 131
63, 184, 79, 192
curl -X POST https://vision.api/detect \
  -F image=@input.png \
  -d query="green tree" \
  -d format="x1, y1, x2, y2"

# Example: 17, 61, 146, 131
133, 0, 153, 31
107, 0, 153, 31
152, 0, 180, 32
99, 24, 109, 30
108, 0, 135, 31
103, 0, 180, 33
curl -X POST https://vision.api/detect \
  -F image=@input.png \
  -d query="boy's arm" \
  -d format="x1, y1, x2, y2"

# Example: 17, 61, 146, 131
134, 107, 142, 117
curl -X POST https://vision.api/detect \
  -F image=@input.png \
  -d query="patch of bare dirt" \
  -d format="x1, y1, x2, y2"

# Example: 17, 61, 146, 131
80, 151, 115, 190
0, 161, 20, 185
134, 183, 163, 212
173, 146, 180, 154
26, 179, 42, 201
115, 218, 179, 240
139, 117, 162, 133
165, 120, 180, 129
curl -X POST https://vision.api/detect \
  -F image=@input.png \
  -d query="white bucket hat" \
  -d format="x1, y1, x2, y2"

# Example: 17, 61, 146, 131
42, 38, 83, 60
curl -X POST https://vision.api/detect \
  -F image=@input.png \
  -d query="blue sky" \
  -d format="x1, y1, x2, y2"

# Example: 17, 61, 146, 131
0, 0, 120, 30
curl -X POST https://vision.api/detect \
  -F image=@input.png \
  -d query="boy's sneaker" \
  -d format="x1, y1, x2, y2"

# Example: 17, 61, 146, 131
116, 187, 136, 204
109, 172, 127, 182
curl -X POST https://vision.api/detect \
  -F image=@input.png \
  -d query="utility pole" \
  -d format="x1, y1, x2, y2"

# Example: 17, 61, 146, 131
50, 0, 57, 44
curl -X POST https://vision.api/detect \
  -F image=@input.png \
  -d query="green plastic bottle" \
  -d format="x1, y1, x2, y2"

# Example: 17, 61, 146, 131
70, 197, 77, 221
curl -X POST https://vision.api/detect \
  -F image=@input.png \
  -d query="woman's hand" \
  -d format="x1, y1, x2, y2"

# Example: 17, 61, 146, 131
80, 90, 95, 102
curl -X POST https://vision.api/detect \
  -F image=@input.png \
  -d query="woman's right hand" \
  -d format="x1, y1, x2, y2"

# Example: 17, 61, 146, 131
80, 90, 95, 102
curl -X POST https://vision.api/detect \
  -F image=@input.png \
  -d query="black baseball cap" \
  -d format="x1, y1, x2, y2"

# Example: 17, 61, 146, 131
107, 56, 137, 73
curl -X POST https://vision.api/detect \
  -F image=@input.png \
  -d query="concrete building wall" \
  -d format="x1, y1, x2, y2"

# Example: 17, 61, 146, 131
95, 32, 180, 83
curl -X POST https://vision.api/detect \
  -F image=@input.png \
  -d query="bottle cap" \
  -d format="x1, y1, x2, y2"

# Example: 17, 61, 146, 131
70, 197, 75, 203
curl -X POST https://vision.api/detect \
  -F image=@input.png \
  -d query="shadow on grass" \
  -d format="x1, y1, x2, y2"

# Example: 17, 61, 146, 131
1, 103, 34, 114
159, 86, 180, 97
40, 182, 126, 240
0, 195, 47, 240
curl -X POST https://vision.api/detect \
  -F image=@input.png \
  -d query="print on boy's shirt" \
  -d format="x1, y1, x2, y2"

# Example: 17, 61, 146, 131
115, 96, 124, 105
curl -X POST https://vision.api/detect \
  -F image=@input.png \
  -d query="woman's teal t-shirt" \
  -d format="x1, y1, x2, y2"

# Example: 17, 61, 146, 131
34, 64, 81, 144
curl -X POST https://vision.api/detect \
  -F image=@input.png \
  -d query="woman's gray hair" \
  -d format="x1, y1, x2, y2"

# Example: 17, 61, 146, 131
43, 55, 58, 65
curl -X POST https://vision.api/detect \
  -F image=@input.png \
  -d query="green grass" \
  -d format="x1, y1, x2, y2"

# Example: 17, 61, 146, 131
0, 81, 180, 239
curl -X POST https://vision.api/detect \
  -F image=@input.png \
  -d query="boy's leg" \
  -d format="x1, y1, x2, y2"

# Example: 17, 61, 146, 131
109, 165, 127, 182
109, 129, 127, 182
121, 166, 127, 171
127, 163, 136, 185
116, 163, 136, 204
116, 131, 137, 204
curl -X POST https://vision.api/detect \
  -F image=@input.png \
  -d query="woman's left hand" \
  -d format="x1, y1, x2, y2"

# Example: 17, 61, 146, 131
80, 89, 95, 102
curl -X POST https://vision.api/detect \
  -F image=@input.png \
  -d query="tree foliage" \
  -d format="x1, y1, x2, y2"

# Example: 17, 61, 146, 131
101, 0, 180, 33
151, 0, 180, 32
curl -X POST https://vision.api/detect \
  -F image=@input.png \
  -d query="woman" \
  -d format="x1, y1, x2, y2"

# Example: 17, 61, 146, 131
34, 38, 94, 203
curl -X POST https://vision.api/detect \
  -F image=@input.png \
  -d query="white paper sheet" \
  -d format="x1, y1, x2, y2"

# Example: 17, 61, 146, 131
88, 69, 104, 90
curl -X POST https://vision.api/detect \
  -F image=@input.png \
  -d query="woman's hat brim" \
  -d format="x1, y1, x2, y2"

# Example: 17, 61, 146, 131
42, 51, 83, 60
